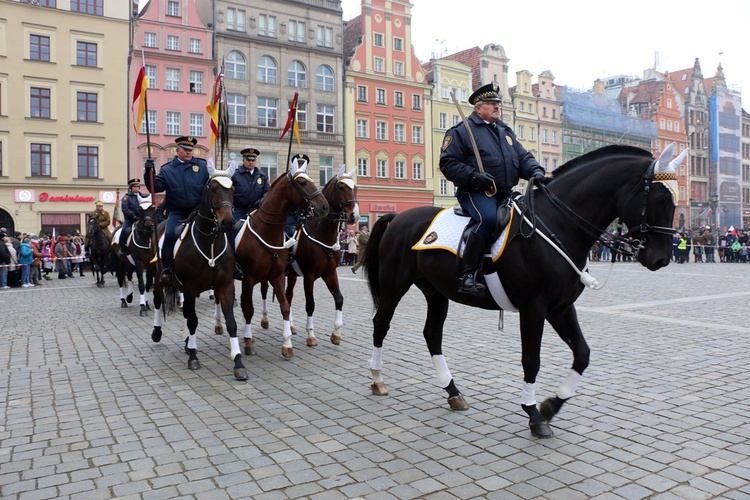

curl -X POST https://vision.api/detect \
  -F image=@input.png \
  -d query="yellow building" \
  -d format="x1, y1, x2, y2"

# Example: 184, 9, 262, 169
0, 0, 130, 236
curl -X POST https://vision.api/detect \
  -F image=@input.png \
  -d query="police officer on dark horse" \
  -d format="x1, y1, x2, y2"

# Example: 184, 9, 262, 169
118, 178, 148, 259
440, 82, 545, 296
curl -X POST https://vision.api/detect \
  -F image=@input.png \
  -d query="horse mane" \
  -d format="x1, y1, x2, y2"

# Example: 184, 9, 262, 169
551, 145, 652, 179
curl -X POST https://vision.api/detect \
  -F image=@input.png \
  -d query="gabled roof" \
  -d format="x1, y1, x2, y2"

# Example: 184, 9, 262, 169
343, 14, 363, 65
441, 47, 482, 89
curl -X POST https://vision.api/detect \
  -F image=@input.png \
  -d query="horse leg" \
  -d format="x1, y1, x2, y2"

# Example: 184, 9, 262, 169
214, 301, 223, 335
421, 290, 467, 411
183, 295, 200, 370
151, 283, 163, 343
538, 304, 590, 424
137, 269, 149, 317
301, 276, 319, 347
240, 278, 256, 355
260, 280, 270, 329
271, 276, 294, 359
321, 271, 343, 346
518, 310, 553, 438
286, 275, 298, 336
118, 270, 128, 308
369, 283, 412, 397
216, 286, 245, 381
127, 272, 134, 303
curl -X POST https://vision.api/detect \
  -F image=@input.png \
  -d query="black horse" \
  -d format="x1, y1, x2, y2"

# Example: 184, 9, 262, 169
113, 199, 157, 316
362, 144, 687, 438
86, 215, 111, 287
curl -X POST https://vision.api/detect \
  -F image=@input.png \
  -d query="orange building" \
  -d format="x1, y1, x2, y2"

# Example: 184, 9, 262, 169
343, 0, 433, 228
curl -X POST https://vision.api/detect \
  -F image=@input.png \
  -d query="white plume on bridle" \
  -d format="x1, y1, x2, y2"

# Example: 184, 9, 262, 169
335, 164, 357, 190
206, 158, 236, 189
654, 142, 687, 206
289, 157, 313, 182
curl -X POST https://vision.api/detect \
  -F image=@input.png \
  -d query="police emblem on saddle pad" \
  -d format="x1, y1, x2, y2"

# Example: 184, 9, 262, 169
412, 205, 516, 261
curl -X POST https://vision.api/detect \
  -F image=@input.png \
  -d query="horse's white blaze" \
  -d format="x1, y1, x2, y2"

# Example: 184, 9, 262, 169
368, 346, 384, 371
556, 369, 582, 400
230, 337, 241, 359
153, 309, 162, 327
139, 294, 147, 306
282, 320, 292, 340
187, 334, 197, 350
521, 382, 537, 406
243, 323, 253, 339
432, 355, 452, 388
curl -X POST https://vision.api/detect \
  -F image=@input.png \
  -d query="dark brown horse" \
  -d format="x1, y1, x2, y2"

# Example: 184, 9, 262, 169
266, 165, 359, 346
235, 160, 329, 359
362, 144, 687, 438
161, 162, 246, 380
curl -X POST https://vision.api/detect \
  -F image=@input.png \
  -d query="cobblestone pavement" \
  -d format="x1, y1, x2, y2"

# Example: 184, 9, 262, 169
1, 261, 749, 499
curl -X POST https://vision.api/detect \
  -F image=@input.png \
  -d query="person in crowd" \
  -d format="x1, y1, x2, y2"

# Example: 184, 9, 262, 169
18, 237, 33, 287
351, 227, 370, 274
72, 236, 85, 276
731, 238, 741, 262
85, 200, 112, 257
339, 230, 349, 266
29, 235, 42, 285
144, 135, 208, 285
676, 233, 688, 263
4, 233, 19, 287
703, 228, 715, 263
118, 178, 148, 258
41, 240, 53, 280
692, 231, 704, 263
439, 82, 545, 296
347, 230, 359, 266
55, 235, 72, 280
0, 231, 11, 289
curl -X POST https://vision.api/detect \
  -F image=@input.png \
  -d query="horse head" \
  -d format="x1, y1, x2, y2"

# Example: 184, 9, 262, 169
87, 214, 99, 235
137, 195, 155, 236
287, 159, 329, 219
325, 164, 359, 225
206, 159, 237, 234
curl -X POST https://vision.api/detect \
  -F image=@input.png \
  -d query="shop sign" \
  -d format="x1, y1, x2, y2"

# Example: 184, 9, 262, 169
38, 192, 95, 202
14, 189, 36, 203
371, 203, 396, 212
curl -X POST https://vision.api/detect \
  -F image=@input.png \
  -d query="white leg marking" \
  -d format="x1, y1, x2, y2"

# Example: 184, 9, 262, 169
368, 346, 383, 371
187, 334, 197, 350
153, 309, 162, 327
556, 369, 582, 400
521, 382, 537, 406
432, 354, 452, 388
282, 320, 293, 345
243, 323, 253, 340
140, 294, 147, 306
230, 337, 241, 359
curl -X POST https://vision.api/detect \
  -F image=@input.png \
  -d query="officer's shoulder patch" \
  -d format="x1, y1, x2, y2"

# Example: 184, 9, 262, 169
441, 136, 453, 152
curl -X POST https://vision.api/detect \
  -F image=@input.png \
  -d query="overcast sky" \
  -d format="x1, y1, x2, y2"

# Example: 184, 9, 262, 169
341, 0, 749, 98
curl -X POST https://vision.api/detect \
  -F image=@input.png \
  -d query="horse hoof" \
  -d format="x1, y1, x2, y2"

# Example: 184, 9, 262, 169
306, 338, 317, 347
539, 396, 564, 422
188, 359, 201, 371
120, 300, 127, 308
234, 368, 248, 381
281, 346, 294, 359
448, 395, 469, 411
370, 382, 388, 396
529, 422, 554, 439
330, 333, 341, 346
215, 326, 224, 335
260, 317, 269, 329
151, 327, 162, 343
126, 293, 133, 304
244, 339, 255, 356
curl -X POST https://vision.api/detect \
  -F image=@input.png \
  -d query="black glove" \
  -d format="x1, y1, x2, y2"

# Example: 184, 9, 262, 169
144, 158, 155, 170
531, 170, 545, 181
471, 171, 495, 191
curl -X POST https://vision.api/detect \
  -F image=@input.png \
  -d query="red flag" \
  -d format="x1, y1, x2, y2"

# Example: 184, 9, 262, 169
50, 227, 56, 263
279, 93, 300, 146
132, 66, 149, 133
206, 72, 222, 150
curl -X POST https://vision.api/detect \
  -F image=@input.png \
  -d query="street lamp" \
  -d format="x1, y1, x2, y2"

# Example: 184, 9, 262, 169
709, 192, 719, 229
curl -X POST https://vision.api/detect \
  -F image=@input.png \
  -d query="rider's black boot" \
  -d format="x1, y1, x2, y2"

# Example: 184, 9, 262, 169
160, 252, 174, 286
458, 232, 487, 296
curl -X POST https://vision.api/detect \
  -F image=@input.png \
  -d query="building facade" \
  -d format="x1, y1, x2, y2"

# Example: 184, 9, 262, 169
0, 0, 130, 236
533, 70, 563, 173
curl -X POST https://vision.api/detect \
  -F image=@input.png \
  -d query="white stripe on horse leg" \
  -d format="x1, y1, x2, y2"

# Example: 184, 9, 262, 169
230, 337, 241, 359
368, 346, 383, 370
214, 303, 221, 321
119, 287, 126, 299
335, 310, 343, 329
289, 307, 294, 325
139, 294, 147, 306
243, 323, 253, 340
153, 309, 162, 327
128, 281, 134, 294
521, 382, 537, 406
306, 315, 314, 331
187, 334, 197, 350
261, 298, 268, 315
282, 320, 292, 341
432, 354, 452, 388
556, 369, 582, 399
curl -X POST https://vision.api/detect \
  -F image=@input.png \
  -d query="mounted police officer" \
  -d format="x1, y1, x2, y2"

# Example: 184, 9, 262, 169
144, 136, 208, 286
118, 178, 147, 258
84, 200, 112, 257
439, 82, 545, 296
232, 148, 269, 221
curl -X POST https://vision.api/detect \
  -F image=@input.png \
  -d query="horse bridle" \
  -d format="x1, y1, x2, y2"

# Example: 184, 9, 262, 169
319, 176, 358, 225
194, 179, 234, 236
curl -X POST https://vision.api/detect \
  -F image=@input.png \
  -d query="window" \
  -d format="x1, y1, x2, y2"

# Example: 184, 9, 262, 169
357, 157, 369, 177
452, 114, 460, 126
289, 20, 305, 43
23, 0, 55, 5
167, 35, 179, 51
71, 0, 102, 15
376, 89, 386, 105
319, 156, 333, 185
315, 65, 334, 92
394, 61, 404, 76
442, 88, 450, 99
30, 87, 51, 118
189, 38, 201, 54
317, 26, 333, 47
166, 0, 179, 16
140, 109, 156, 134
412, 94, 421, 110
357, 85, 367, 102
316, 105, 334, 133
287, 61, 306, 88
31, 143, 51, 177
165, 68, 180, 91
259, 14, 277, 37
374, 57, 384, 73
529, 127, 534, 141
412, 125, 422, 144
393, 37, 403, 51
189, 71, 203, 93
376, 121, 387, 140
0, 142, 2, 176
518, 124, 524, 139
394, 91, 404, 108
30, 35, 50, 62
76, 41, 97, 67
227, 8, 246, 31
145, 65, 157, 88
439, 113, 447, 129
257, 56, 277, 84
356, 119, 368, 138
394, 124, 405, 142
77, 146, 98, 178
260, 153, 278, 180
226, 51, 246, 80
439, 178, 449, 196
674, 122, 680, 133
228, 94, 247, 125
144, 32, 156, 48
395, 160, 405, 179
258, 97, 277, 128
166, 111, 181, 135
552, 130, 557, 145
189, 113, 203, 137
376, 159, 387, 178
76, 92, 97, 122
412, 161, 423, 180
373, 33, 384, 47
289, 101, 307, 131
520, 102, 525, 112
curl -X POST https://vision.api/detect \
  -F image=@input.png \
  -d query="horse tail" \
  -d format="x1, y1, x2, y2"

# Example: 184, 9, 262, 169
363, 213, 397, 309
162, 283, 179, 316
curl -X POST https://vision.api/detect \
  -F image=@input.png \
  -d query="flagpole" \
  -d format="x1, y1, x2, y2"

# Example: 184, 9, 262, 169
285, 110, 296, 173
141, 51, 153, 179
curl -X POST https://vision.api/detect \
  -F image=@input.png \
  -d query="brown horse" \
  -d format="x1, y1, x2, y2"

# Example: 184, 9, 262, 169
235, 160, 329, 359
270, 165, 359, 346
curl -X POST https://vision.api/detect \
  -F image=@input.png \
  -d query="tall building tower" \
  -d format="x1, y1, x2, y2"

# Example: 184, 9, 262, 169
343, 0, 433, 228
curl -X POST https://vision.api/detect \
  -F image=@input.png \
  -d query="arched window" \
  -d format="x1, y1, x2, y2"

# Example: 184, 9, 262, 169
257, 55, 277, 84
315, 65, 334, 92
287, 60, 307, 88
225, 50, 246, 80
